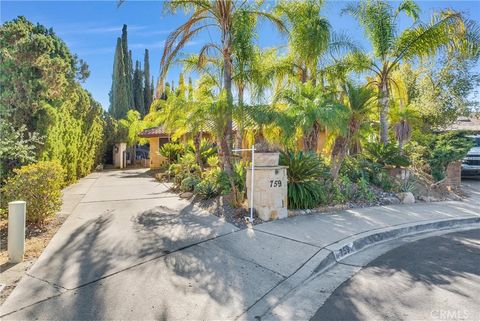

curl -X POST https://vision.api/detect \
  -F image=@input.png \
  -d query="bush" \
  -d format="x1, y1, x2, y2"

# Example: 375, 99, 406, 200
364, 142, 410, 167
280, 151, 329, 209
167, 152, 201, 188
187, 139, 217, 165
1, 161, 65, 224
180, 176, 200, 192
160, 143, 185, 163
194, 179, 218, 199
427, 132, 473, 181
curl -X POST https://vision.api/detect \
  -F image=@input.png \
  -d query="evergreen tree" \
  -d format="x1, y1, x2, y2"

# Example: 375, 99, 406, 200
110, 38, 129, 119
143, 49, 153, 111
133, 60, 145, 116
121, 25, 133, 108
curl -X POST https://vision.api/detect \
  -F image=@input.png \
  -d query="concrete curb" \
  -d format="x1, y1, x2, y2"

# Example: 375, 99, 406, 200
242, 216, 480, 320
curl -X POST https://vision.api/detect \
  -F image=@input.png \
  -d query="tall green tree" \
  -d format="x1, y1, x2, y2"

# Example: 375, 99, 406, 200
133, 60, 145, 115
159, 0, 285, 174
342, 0, 479, 144
1, 17, 105, 183
110, 38, 129, 119
0, 16, 88, 131
143, 49, 153, 111
121, 24, 134, 108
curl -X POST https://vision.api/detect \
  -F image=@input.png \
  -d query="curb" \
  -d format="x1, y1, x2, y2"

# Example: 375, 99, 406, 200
242, 216, 480, 320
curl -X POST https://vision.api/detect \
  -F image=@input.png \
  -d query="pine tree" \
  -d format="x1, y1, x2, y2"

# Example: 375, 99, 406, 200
133, 60, 145, 116
121, 25, 133, 108
110, 38, 129, 119
143, 49, 153, 111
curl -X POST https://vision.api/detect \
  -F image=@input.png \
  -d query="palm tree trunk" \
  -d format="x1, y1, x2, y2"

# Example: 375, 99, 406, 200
221, 28, 239, 205
193, 132, 203, 170
330, 121, 359, 180
378, 78, 390, 145
221, 32, 234, 175
236, 85, 244, 150
330, 136, 348, 181
302, 122, 320, 153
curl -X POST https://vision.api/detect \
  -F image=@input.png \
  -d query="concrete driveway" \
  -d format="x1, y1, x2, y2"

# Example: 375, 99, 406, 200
0, 168, 240, 318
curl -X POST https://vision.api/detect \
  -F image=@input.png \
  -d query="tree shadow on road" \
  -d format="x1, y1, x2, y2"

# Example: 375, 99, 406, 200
311, 229, 480, 321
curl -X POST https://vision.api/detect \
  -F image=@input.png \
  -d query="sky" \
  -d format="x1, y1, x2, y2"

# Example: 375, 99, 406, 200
1, 0, 479, 110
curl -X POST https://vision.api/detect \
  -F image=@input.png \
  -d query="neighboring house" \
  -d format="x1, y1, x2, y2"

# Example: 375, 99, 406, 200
444, 116, 480, 133
138, 126, 171, 169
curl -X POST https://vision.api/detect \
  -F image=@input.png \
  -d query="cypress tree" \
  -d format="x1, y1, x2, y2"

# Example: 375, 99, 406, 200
143, 49, 153, 111
151, 77, 154, 106
110, 38, 129, 119
133, 60, 145, 116
121, 25, 133, 108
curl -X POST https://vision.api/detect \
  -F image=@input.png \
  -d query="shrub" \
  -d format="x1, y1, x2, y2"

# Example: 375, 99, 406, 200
356, 177, 376, 202
180, 176, 200, 192
187, 139, 217, 165
167, 152, 201, 188
340, 156, 382, 183
160, 143, 185, 163
280, 151, 329, 209
194, 179, 218, 199
1, 161, 65, 224
427, 132, 473, 181
364, 142, 410, 167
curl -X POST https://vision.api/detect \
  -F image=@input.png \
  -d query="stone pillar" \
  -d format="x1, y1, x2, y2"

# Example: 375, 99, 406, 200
246, 166, 288, 221
113, 143, 127, 169
446, 161, 461, 187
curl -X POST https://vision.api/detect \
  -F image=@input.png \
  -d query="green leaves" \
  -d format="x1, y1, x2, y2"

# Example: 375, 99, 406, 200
280, 151, 329, 209
1, 161, 65, 224
278, 81, 350, 136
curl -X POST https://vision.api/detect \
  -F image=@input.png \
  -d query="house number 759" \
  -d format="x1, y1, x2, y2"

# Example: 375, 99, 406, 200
269, 180, 282, 188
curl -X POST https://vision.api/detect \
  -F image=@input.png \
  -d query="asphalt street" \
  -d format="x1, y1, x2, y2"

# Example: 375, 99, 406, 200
311, 228, 480, 321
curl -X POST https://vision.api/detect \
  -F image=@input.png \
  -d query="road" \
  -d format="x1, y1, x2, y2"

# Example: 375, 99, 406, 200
311, 228, 480, 321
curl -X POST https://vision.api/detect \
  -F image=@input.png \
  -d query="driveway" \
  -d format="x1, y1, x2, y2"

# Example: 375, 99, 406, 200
0, 169, 239, 318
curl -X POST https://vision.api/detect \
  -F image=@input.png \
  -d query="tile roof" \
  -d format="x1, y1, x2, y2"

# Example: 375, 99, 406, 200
138, 126, 170, 138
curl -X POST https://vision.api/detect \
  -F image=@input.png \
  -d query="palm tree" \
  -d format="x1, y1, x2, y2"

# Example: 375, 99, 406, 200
159, 0, 285, 174
342, 0, 479, 145
277, 81, 349, 152
330, 83, 375, 180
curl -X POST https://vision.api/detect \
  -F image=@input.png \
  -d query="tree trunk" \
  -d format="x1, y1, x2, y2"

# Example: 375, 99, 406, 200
222, 34, 234, 175
330, 136, 348, 181
378, 78, 390, 145
193, 132, 203, 170
302, 122, 320, 153
236, 85, 244, 150
221, 29, 239, 206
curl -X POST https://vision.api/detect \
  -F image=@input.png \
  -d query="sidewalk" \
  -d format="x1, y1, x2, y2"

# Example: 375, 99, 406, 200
1, 170, 479, 320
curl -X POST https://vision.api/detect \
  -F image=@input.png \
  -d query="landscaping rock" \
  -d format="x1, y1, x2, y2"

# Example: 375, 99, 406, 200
396, 192, 415, 204
382, 196, 401, 205
179, 192, 194, 199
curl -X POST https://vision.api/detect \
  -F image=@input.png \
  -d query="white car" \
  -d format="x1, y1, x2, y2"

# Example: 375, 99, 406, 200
461, 135, 480, 177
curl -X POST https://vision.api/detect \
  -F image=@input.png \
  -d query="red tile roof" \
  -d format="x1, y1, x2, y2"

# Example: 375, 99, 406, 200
138, 126, 170, 138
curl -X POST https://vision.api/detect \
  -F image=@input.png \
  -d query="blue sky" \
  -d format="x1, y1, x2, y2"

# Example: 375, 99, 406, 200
1, 0, 479, 110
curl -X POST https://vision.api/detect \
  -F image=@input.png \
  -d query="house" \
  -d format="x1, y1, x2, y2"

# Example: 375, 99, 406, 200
138, 126, 171, 169
444, 116, 480, 133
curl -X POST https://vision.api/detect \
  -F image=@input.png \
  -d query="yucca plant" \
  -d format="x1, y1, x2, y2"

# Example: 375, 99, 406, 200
279, 151, 329, 209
